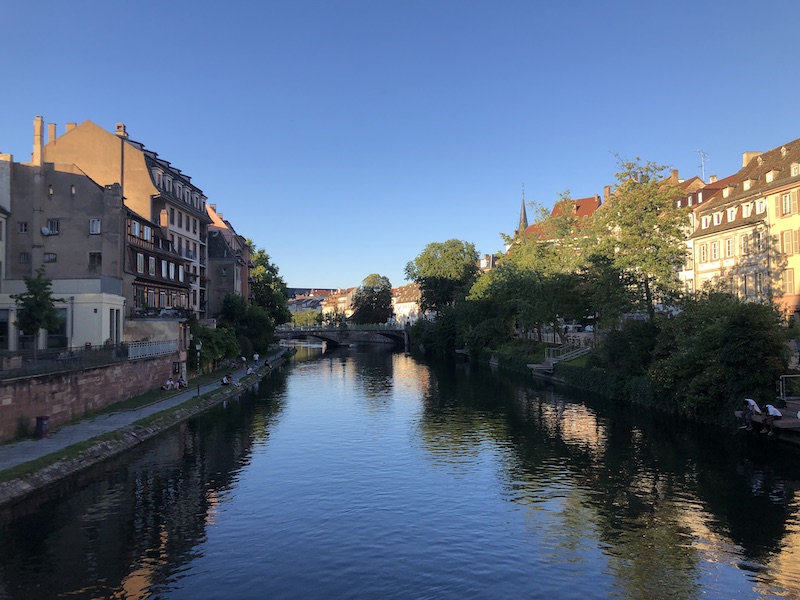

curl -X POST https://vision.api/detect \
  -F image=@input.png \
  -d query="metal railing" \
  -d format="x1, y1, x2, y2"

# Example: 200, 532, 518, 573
0, 340, 180, 379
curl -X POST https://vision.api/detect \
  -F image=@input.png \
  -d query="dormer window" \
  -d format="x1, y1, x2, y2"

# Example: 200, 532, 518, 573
713, 212, 722, 226
743, 179, 753, 191
727, 207, 736, 222
793, 164, 800, 177
756, 199, 765, 214
765, 170, 775, 183
698, 191, 703, 203
743, 203, 753, 218
782, 146, 788, 157
723, 187, 732, 198
701, 215, 710, 229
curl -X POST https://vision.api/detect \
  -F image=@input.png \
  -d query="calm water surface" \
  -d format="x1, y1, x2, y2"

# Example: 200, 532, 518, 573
2, 344, 800, 599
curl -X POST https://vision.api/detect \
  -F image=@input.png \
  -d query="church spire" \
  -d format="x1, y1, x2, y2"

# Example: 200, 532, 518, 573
518, 186, 528, 234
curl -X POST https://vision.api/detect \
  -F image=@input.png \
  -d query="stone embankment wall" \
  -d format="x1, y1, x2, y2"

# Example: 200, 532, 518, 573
0, 356, 175, 442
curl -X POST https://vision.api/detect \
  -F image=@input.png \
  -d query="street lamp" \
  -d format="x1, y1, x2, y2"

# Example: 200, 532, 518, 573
196, 340, 202, 397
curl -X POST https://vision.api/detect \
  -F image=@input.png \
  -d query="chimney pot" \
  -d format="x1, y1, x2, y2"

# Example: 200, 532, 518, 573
709, 175, 717, 183
115, 123, 128, 138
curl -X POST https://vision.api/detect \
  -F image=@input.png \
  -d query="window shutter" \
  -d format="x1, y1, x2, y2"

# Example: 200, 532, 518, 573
776, 197, 782, 217
793, 191, 799, 214
787, 269, 795, 296
794, 230, 800, 255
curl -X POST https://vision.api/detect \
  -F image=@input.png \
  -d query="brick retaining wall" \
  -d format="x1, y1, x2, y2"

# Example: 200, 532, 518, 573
0, 356, 176, 442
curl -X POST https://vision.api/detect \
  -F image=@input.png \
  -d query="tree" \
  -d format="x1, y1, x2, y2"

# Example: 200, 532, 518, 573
405, 239, 480, 315
247, 240, 291, 326
350, 274, 394, 324
591, 157, 689, 320
11, 267, 64, 358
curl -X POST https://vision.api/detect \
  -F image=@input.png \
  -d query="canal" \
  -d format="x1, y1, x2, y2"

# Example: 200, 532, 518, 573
1, 344, 800, 598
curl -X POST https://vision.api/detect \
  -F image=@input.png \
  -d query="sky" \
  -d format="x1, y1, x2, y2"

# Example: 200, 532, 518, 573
3, 0, 800, 290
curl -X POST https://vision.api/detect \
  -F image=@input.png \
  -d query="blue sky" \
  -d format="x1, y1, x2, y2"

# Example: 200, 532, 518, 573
3, 1, 800, 289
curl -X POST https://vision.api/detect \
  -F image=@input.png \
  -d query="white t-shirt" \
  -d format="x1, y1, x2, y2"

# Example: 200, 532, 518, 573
766, 404, 782, 417
746, 398, 762, 414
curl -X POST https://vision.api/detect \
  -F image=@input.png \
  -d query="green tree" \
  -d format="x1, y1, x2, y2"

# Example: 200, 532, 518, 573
350, 274, 394, 324
591, 157, 689, 320
11, 267, 64, 358
405, 239, 480, 315
247, 240, 291, 326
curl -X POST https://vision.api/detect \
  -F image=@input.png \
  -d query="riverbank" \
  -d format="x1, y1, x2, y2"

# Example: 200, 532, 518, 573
0, 348, 293, 509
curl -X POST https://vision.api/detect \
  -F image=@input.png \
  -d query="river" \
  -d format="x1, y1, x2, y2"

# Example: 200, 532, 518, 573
1, 344, 800, 599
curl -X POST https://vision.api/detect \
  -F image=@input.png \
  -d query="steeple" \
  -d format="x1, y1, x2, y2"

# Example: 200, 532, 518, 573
518, 187, 528, 234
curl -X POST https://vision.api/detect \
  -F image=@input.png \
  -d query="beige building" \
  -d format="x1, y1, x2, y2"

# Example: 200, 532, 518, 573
688, 138, 800, 318
391, 282, 423, 324
41, 118, 212, 318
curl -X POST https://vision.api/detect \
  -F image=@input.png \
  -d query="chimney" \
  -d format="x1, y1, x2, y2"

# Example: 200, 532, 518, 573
115, 123, 128, 138
709, 175, 717, 183
32, 115, 44, 166
742, 151, 761, 168
603, 185, 611, 201
66, 122, 76, 132
47, 123, 56, 144
671, 169, 679, 184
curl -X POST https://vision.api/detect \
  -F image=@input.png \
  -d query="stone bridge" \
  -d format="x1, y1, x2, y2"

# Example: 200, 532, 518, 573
275, 326, 408, 348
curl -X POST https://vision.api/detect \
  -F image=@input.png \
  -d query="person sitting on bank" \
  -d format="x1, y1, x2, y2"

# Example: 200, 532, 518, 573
221, 375, 230, 385
176, 376, 187, 389
763, 404, 783, 436
739, 400, 754, 430
163, 377, 175, 390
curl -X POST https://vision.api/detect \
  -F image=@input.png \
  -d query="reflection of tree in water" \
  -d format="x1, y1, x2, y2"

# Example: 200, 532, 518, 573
0, 374, 289, 599
347, 345, 395, 402
416, 361, 800, 597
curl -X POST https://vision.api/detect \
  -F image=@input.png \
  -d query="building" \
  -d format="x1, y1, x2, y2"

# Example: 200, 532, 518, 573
0, 147, 127, 350
206, 203, 252, 318
391, 282, 422, 324
41, 118, 212, 318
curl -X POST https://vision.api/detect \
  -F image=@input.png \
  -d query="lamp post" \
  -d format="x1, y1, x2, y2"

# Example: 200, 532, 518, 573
196, 340, 202, 397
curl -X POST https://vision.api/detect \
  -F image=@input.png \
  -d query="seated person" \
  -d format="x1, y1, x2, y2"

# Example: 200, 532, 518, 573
739, 400, 754, 430
763, 404, 783, 436
221, 375, 230, 385
745, 398, 762, 415
176, 376, 187, 389
163, 377, 175, 390
246, 366, 254, 375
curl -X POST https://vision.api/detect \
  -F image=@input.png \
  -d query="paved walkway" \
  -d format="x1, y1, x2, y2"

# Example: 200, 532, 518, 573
0, 354, 282, 474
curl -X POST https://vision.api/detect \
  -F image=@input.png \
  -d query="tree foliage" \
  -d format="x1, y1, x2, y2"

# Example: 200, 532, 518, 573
405, 239, 479, 315
350, 274, 394, 324
11, 267, 64, 351
247, 240, 291, 326
591, 157, 689, 319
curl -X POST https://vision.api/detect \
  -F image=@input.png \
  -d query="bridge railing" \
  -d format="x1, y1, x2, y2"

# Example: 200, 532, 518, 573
276, 323, 404, 332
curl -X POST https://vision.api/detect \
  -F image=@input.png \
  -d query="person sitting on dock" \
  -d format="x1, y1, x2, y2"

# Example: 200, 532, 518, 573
762, 404, 782, 436
739, 400, 754, 430
163, 377, 175, 390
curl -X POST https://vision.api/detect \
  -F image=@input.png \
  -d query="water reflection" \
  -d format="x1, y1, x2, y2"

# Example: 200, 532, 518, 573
1, 350, 800, 598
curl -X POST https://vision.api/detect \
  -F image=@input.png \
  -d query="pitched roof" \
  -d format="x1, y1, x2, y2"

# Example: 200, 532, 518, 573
523, 195, 602, 240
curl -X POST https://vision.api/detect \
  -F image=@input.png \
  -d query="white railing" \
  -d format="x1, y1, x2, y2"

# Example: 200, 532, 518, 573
127, 339, 179, 360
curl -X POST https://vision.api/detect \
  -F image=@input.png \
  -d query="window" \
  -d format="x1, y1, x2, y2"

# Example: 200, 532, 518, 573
89, 218, 101, 234
713, 213, 722, 226
43, 252, 57, 263
19, 252, 29, 264
701, 216, 710, 229
756, 200, 765, 214
136, 253, 144, 273
193, 218, 197, 234
793, 164, 800, 177
154, 171, 163, 187
89, 252, 102, 267
782, 193, 792, 215
727, 207, 736, 222
711, 242, 719, 260
161, 260, 168, 278
741, 234, 749, 255
178, 212, 183, 228
18, 222, 28, 233
743, 203, 753, 218
131, 221, 140, 237
754, 231, 764, 252
165, 178, 172, 193
47, 219, 59, 235
169, 208, 175, 225
169, 262, 175, 279
700, 244, 708, 262
784, 269, 795, 296
725, 238, 734, 257
179, 265, 185, 282
743, 179, 752, 191
755, 271, 764, 295
143, 226, 152, 241
149, 256, 156, 276
784, 230, 799, 255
